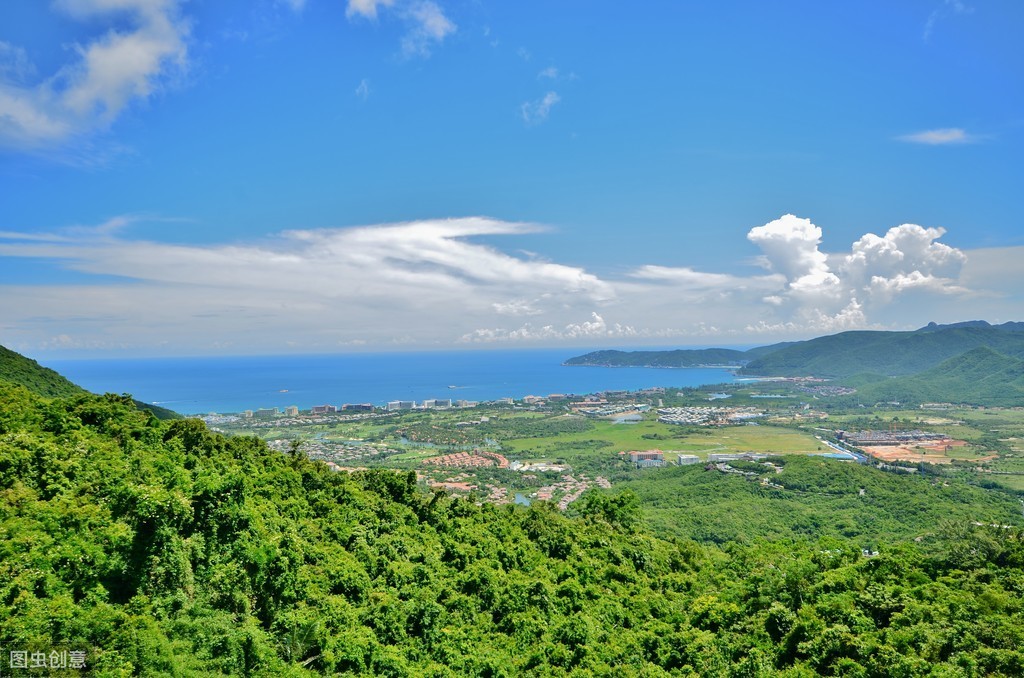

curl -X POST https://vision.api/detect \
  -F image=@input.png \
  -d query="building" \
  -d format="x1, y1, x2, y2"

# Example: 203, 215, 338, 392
423, 399, 452, 409
386, 401, 415, 411
342, 403, 374, 412
284, 406, 299, 417
707, 453, 768, 463
675, 454, 701, 465
310, 404, 337, 415
254, 408, 278, 418
629, 450, 664, 463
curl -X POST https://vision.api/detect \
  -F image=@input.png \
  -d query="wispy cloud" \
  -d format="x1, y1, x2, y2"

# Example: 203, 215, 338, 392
347, 0, 396, 20
520, 91, 560, 125
346, 0, 455, 58
0, 0, 189, 152
896, 128, 978, 145
400, 1, 456, 57
0, 213, 1003, 354
355, 78, 370, 101
537, 67, 559, 80
923, 0, 973, 41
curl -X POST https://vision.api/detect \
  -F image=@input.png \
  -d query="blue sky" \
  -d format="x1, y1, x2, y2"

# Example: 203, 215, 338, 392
1, 0, 1022, 356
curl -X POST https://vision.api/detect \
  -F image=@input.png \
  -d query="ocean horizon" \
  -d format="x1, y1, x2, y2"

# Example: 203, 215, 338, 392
43, 349, 740, 415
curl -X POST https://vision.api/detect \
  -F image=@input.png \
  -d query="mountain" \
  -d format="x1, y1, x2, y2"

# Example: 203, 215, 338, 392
0, 344, 179, 418
0, 344, 86, 398
917, 320, 1024, 333
742, 324, 1024, 378
851, 346, 1024, 406
3, 383, 1024, 675
563, 323, 1024, 378
564, 347, 752, 367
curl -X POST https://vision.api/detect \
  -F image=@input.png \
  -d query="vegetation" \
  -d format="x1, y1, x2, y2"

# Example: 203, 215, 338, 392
1, 343, 180, 420
4, 379, 1024, 675
0, 344, 85, 398
850, 347, 1024, 407
564, 348, 752, 367
7, 339, 1024, 675
611, 455, 1023, 545
744, 323, 1024, 378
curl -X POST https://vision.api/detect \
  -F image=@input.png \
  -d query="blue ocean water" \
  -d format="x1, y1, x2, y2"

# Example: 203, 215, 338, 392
43, 349, 738, 415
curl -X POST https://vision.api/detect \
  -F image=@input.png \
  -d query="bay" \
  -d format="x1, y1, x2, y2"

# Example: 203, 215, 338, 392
43, 349, 738, 415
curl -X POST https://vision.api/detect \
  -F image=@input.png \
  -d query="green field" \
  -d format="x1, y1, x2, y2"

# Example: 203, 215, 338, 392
498, 417, 823, 460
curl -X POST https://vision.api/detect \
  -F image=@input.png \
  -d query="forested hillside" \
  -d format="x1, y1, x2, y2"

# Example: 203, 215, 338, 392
742, 324, 1024, 378
610, 455, 1023, 545
849, 347, 1024, 407
0, 344, 85, 398
564, 348, 751, 367
3, 383, 1024, 675
563, 323, 1024, 385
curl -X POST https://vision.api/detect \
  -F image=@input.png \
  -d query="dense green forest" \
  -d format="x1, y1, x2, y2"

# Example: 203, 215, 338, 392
0, 344, 180, 420
743, 324, 1024, 379
847, 347, 1024, 407
4, 381, 1024, 675
609, 456, 1023, 546
0, 344, 85, 398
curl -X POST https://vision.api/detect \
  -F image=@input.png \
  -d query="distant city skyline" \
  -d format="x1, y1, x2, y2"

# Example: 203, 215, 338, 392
1, 1, 1022, 357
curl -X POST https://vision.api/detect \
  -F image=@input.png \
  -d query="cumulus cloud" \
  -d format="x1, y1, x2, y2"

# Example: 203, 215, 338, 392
838, 224, 967, 301
346, 0, 455, 57
520, 91, 560, 125
897, 128, 977, 145
0, 0, 189, 151
741, 215, 969, 329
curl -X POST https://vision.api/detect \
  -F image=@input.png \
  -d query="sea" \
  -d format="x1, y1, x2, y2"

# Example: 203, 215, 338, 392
43, 349, 739, 415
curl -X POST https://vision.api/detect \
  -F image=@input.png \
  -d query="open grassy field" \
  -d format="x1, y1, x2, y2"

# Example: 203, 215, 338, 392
498, 418, 823, 461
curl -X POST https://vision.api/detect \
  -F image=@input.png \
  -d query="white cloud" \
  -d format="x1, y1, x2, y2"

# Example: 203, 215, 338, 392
747, 214, 843, 302
0, 213, 1012, 354
0, 42, 36, 82
838, 223, 967, 302
492, 299, 543, 316
897, 128, 977, 145
924, 0, 973, 41
355, 78, 370, 100
400, 1, 456, 57
0, 0, 189, 151
346, 0, 396, 19
346, 0, 455, 58
741, 215, 969, 330
520, 91, 560, 125
460, 313, 637, 344
537, 67, 559, 79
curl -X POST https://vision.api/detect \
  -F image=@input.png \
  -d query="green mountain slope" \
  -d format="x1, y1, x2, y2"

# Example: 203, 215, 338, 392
563, 322, 1024, 380
852, 346, 1024, 406
1, 344, 179, 418
0, 344, 86, 398
609, 455, 1022, 545
564, 347, 751, 367
743, 324, 1024, 378
4, 384, 1024, 675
